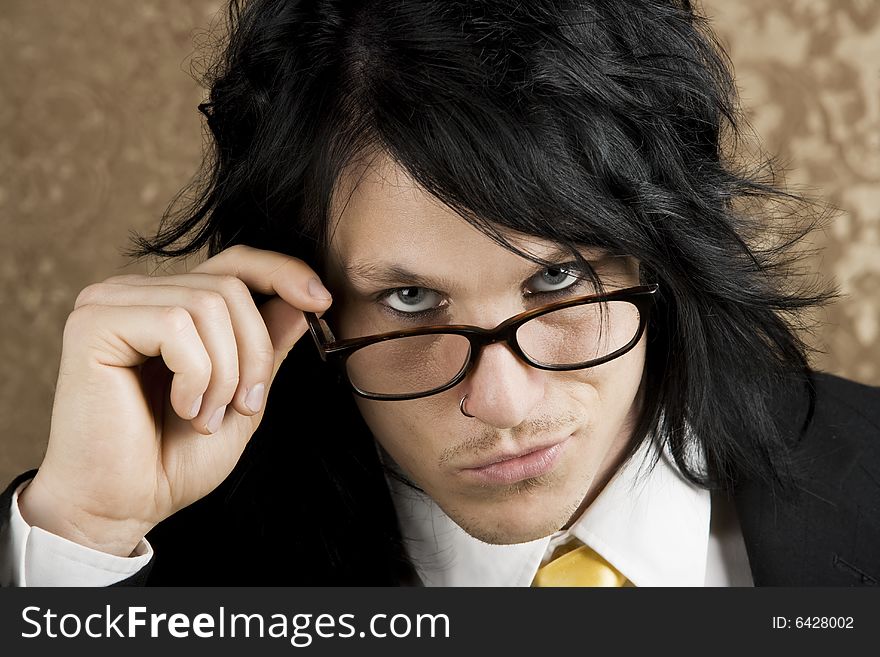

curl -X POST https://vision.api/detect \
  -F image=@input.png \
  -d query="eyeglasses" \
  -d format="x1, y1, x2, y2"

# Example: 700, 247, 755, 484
304, 283, 659, 401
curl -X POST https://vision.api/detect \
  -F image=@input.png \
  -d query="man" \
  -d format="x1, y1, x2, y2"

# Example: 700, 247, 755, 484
1, 0, 878, 586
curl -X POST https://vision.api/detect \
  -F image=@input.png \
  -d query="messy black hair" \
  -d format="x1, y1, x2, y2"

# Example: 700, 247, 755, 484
128, 0, 835, 582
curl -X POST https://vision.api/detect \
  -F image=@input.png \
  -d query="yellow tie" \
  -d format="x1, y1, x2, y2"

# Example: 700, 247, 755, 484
531, 540, 633, 587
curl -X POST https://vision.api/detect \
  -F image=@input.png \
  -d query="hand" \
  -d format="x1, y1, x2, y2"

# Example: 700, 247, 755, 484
18, 245, 333, 556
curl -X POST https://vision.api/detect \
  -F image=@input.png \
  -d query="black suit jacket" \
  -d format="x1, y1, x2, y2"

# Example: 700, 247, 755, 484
2, 371, 878, 586
733, 372, 879, 585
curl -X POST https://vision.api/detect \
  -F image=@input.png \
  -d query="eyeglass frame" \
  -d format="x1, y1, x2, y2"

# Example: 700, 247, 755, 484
304, 282, 660, 401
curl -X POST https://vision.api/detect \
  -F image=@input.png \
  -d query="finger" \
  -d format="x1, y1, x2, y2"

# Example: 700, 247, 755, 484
83, 276, 274, 419
75, 282, 245, 432
258, 296, 313, 382
66, 304, 212, 429
189, 244, 333, 312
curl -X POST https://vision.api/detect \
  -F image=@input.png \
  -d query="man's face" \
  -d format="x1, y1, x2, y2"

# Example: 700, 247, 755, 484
323, 154, 647, 545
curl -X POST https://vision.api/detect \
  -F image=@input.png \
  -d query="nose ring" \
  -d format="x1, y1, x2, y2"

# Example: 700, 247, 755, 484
460, 394, 475, 418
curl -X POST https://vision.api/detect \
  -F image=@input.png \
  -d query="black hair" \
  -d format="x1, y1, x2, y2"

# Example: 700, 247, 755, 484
127, 0, 836, 581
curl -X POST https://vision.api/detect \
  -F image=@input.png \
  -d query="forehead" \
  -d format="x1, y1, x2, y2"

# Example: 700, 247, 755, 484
328, 153, 478, 260
326, 153, 608, 288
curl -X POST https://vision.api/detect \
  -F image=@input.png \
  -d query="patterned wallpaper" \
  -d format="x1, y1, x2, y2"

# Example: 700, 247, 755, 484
707, 0, 880, 385
1, 0, 878, 482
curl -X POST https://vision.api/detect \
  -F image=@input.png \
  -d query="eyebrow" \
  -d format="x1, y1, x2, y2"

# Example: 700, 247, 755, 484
342, 245, 615, 292
343, 261, 458, 292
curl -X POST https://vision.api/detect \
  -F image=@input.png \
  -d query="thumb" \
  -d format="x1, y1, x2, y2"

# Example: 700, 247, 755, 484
258, 296, 321, 383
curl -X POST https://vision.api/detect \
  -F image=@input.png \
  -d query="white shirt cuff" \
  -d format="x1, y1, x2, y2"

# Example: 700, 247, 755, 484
1, 479, 153, 587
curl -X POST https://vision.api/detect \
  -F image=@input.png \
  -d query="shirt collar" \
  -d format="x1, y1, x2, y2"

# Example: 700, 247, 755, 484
385, 439, 711, 586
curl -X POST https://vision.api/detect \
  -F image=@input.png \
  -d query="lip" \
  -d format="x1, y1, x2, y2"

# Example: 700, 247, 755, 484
458, 436, 572, 485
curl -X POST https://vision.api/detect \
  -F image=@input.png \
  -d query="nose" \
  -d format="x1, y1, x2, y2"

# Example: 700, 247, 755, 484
459, 341, 545, 428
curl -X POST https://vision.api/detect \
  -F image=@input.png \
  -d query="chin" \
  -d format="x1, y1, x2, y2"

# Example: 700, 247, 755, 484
454, 513, 569, 545
445, 486, 582, 545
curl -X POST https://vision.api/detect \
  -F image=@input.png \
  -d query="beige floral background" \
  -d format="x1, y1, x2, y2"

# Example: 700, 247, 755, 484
1, 0, 878, 483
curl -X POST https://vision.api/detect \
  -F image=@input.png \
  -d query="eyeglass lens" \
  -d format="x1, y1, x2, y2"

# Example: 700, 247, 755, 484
344, 300, 641, 396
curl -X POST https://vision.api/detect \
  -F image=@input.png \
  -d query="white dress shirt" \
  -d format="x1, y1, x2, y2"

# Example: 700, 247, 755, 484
0, 439, 754, 586
0, 480, 152, 586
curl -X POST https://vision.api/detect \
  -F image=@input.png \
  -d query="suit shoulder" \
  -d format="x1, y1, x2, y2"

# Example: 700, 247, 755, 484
808, 371, 880, 434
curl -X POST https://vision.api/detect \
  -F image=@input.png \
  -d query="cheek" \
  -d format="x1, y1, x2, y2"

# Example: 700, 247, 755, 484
563, 334, 647, 425
594, 337, 648, 427
354, 395, 451, 478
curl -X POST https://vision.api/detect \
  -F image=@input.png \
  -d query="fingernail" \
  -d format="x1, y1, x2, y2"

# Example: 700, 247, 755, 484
308, 277, 331, 301
206, 405, 226, 434
245, 383, 265, 413
190, 395, 203, 419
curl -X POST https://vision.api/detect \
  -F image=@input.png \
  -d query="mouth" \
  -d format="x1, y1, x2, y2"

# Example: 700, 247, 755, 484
458, 435, 572, 486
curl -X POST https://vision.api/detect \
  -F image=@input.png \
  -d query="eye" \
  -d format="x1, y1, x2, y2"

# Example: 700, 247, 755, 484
380, 287, 445, 314
528, 265, 584, 294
